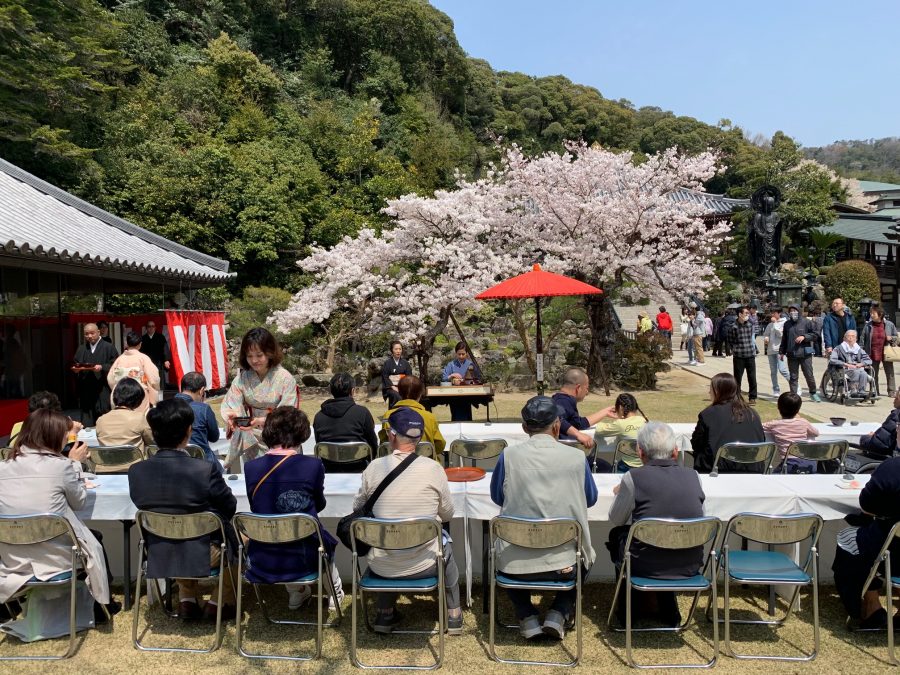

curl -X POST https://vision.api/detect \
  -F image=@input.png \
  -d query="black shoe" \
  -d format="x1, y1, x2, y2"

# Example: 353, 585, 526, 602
178, 600, 204, 621
374, 609, 404, 634
860, 608, 887, 630
203, 602, 237, 622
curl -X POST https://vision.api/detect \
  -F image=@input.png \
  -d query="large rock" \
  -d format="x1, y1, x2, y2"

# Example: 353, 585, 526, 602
301, 373, 332, 387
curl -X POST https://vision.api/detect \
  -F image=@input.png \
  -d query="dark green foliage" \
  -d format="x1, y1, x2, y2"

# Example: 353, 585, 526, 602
805, 137, 900, 183
822, 261, 881, 316
610, 332, 672, 390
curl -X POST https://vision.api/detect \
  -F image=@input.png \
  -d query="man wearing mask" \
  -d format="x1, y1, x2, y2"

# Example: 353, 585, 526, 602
727, 306, 758, 404
823, 298, 857, 355
779, 305, 822, 402
72, 323, 119, 425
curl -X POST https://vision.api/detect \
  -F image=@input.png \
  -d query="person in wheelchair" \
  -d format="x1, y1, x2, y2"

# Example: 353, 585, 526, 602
829, 329, 873, 395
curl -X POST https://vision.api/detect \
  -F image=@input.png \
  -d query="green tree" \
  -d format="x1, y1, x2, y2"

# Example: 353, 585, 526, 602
822, 260, 881, 316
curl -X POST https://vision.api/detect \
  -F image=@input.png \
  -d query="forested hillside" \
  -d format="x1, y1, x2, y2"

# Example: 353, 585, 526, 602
805, 138, 900, 184
0, 0, 846, 288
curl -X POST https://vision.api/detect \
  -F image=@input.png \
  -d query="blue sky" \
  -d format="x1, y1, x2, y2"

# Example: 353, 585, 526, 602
430, 1, 896, 148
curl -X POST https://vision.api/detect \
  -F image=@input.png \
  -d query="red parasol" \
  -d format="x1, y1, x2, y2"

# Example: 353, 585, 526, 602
476, 264, 602, 394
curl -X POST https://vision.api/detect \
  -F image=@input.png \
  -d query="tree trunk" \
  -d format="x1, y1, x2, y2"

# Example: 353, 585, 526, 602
509, 300, 537, 378
585, 292, 615, 395
414, 307, 452, 384
324, 340, 337, 374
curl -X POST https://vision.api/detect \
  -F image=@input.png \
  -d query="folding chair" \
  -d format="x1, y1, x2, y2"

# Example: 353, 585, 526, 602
90, 444, 144, 474
376, 441, 438, 462
0, 514, 102, 660
488, 516, 584, 667
710, 441, 777, 476
720, 512, 823, 661
232, 513, 342, 661
448, 439, 508, 609
132, 510, 232, 653
314, 441, 372, 467
606, 517, 720, 669
146, 444, 205, 460
781, 440, 848, 474
350, 517, 446, 670
857, 521, 900, 663
612, 437, 640, 473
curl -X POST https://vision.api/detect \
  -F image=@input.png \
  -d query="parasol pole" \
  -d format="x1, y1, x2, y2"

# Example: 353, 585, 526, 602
535, 297, 544, 395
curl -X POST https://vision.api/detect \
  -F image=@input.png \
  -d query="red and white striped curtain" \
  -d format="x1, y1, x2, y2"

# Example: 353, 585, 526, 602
165, 311, 228, 389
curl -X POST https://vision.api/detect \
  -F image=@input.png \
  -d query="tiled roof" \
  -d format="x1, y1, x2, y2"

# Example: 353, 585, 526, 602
814, 213, 900, 245
858, 180, 900, 194
0, 157, 232, 285
667, 188, 750, 215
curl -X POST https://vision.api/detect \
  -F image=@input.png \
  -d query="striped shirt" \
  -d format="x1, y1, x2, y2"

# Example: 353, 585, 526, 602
352, 450, 454, 577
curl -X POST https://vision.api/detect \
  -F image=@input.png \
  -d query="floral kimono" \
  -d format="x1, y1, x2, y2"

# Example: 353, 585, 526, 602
221, 365, 298, 471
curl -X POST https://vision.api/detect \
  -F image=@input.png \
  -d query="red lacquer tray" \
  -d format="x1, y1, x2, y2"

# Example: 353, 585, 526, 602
445, 467, 486, 482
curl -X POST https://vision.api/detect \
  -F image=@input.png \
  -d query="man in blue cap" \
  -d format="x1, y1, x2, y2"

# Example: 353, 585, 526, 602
352, 407, 463, 635
490, 395, 597, 640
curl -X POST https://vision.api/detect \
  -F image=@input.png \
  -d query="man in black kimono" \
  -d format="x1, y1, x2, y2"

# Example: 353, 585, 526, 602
140, 320, 170, 388
72, 322, 118, 425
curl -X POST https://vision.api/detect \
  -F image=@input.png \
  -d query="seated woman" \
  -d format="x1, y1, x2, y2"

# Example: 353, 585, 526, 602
593, 393, 648, 472
690, 372, 765, 473
860, 388, 900, 458
380, 375, 446, 460
440, 341, 482, 421
0, 409, 116, 620
96, 377, 154, 453
829, 329, 873, 393
833, 456, 900, 628
244, 407, 343, 610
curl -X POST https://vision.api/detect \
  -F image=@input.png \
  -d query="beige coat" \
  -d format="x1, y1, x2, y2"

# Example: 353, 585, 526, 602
0, 448, 110, 603
95, 408, 154, 453
107, 348, 160, 412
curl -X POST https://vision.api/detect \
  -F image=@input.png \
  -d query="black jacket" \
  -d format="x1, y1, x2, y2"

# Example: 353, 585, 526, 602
691, 402, 765, 473
861, 408, 900, 458
313, 397, 378, 451
856, 457, 900, 562
381, 357, 412, 395
128, 449, 237, 578
779, 317, 819, 359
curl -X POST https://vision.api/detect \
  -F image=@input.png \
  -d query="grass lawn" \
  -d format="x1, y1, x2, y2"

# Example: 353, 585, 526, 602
2, 582, 894, 672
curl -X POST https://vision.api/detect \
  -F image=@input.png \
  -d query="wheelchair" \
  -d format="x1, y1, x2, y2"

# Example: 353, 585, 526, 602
820, 362, 877, 405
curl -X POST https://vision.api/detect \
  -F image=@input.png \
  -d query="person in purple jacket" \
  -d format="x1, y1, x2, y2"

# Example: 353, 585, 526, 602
244, 406, 344, 611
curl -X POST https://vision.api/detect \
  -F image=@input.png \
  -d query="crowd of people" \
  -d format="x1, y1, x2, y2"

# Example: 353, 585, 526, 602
3, 322, 900, 655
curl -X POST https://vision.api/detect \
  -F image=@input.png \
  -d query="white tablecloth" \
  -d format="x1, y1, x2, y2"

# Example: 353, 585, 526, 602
78, 427, 231, 456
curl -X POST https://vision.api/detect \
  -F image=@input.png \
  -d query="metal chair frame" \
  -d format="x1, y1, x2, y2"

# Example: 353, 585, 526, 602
90, 444, 144, 473
781, 440, 848, 474
488, 516, 584, 667
606, 517, 721, 669
314, 441, 372, 465
350, 517, 446, 670
232, 513, 342, 661
146, 444, 205, 460
448, 438, 508, 608
821, 362, 877, 404
132, 510, 230, 653
857, 521, 900, 663
710, 442, 777, 476
0, 514, 95, 660
612, 437, 640, 473
720, 512, 823, 661
376, 441, 438, 462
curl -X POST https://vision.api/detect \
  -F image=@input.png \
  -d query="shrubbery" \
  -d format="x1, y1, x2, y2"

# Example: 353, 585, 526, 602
822, 260, 881, 315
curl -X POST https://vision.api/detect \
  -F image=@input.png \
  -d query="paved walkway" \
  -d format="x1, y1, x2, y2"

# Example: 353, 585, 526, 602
670, 343, 893, 424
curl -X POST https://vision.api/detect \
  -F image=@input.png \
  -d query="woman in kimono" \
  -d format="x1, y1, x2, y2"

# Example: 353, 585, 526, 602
221, 327, 298, 472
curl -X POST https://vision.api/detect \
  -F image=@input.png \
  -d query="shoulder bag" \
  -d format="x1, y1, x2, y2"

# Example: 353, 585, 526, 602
337, 452, 418, 555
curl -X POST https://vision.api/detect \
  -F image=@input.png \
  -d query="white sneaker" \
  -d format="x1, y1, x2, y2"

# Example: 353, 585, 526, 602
288, 585, 312, 610
688, 360, 698, 366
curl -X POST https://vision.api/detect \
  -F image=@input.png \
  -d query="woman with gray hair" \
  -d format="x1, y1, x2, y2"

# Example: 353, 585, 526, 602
829, 329, 873, 394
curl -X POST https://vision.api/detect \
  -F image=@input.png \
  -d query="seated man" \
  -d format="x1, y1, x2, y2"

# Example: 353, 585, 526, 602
352, 408, 462, 635
174, 371, 222, 472
829, 329, 873, 393
128, 398, 237, 620
313, 372, 378, 472
490, 396, 597, 640
833, 455, 900, 629
552, 367, 606, 449
380, 375, 446, 459
607, 422, 705, 625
